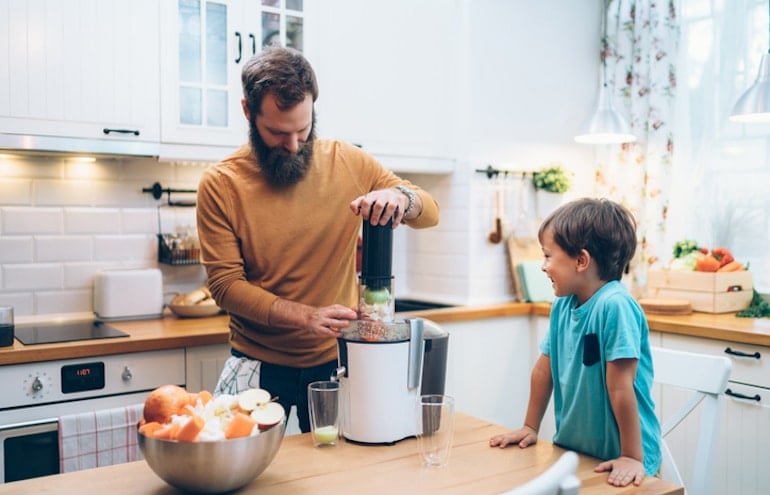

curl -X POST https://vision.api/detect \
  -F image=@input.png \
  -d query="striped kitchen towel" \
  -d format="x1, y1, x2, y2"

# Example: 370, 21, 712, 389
58, 403, 144, 473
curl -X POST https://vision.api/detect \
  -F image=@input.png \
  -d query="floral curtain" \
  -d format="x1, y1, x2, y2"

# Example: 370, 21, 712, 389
594, 0, 679, 297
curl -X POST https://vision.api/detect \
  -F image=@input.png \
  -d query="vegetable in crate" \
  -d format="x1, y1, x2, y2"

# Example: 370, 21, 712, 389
710, 247, 734, 267
672, 239, 706, 259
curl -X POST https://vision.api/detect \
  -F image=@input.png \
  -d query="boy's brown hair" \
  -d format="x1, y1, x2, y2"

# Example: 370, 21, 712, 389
538, 198, 637, 281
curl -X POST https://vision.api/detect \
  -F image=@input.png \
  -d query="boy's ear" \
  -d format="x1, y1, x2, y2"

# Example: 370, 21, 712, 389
575, 248, 591, 272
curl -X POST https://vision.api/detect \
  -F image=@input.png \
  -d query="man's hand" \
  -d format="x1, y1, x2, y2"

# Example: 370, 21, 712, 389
594, 456, 645, 487
305, 304, 357, 337
269, 299, 357, 337
489, 425, 539, 449
350, 187, 413, 227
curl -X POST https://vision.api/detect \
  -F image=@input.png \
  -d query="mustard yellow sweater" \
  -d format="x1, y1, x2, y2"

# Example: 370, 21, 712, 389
196, 140, 439, 367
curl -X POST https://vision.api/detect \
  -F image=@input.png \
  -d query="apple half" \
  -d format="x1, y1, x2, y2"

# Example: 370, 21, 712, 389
250, 401, 285, 430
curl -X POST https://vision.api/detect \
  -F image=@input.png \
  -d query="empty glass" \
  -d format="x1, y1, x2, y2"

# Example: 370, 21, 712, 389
415, 394, 455, 468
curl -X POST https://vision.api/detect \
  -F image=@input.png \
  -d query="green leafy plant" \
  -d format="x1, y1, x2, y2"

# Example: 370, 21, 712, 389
533, 164, 571, 193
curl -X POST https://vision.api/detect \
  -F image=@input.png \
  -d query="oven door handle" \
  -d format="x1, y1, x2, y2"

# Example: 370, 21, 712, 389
0, 417, 59, 433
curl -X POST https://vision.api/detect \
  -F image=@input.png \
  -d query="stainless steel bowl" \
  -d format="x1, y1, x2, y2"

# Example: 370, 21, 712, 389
138, 419, 286, 493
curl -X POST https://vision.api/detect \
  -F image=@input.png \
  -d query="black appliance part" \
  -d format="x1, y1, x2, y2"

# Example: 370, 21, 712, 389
360, 217, 393, 290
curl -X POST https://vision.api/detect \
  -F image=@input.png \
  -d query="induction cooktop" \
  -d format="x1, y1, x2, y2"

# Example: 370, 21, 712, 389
15, 321, 130, 345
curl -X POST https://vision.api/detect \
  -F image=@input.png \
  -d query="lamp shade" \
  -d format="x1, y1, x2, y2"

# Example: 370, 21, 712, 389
729, 53, 770, 123
574, 84, 637, 144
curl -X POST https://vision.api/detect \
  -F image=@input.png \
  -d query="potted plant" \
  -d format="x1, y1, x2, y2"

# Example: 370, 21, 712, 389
532, 163, 571, 217
533, 163, 571, 193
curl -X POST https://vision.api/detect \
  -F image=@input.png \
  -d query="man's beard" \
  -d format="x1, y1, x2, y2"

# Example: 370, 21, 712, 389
249, 116, 315, 188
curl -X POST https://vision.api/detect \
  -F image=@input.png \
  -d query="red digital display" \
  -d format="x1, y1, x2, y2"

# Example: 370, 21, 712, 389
61, 362, 105, 393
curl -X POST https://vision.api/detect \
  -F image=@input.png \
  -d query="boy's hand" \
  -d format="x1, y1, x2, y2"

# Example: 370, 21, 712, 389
594, 456, 645, 487
489, 426, 538, 449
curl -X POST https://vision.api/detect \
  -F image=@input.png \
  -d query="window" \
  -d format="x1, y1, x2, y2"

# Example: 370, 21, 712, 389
671, 0, 770, 293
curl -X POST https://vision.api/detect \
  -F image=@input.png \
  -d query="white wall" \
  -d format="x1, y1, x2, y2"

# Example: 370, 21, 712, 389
0, 155, 208, 319
396, 0, 601, 305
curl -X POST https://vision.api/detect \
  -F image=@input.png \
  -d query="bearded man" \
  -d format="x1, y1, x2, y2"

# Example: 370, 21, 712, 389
195, 47, 440, 433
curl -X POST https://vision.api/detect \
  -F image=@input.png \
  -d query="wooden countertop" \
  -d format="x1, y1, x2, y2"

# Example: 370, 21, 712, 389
0, 313, 230, 366
0, 413, 682, 495
2, 302, 769, 366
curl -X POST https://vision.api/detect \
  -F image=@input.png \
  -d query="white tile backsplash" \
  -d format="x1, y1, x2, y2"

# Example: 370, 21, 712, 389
35, 236, 92, 262
64, 208, 122, 234
0, 237, 33, 263
36, 288, 93, 314
2, 207, 63, 234
4, 263, 62, 290
0, 155, 209, 317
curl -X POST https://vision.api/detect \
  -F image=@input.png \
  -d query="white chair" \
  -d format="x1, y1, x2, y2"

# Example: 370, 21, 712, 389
500, 450, 580, 495
651, 346, 732, 495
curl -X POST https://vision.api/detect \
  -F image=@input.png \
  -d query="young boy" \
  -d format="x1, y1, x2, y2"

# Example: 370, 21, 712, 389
490, 198, 661, 487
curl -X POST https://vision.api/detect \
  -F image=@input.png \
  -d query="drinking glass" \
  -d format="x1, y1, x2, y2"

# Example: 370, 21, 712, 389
415, 394, 455, 468
0, 306, 13, 347
308, 381, 340, 447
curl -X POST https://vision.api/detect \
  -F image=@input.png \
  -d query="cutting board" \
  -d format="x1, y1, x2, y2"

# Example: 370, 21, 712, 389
507, 237, 543, 301
638, 298, 693, 316
516, 260, 554, 303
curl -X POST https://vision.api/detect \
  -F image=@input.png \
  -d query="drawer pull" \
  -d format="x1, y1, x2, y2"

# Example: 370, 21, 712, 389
103, 127, 140, 136
725, 388, 761, 402
724, 347, 761, 359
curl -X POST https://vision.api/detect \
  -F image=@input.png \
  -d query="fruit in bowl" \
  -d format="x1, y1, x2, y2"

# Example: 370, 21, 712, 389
138, 385, 286, 493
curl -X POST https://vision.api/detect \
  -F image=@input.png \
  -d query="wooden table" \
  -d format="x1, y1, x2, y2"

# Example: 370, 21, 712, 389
0, 413, 682, 494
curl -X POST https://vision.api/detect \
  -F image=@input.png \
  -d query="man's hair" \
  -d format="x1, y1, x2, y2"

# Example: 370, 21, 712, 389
537, 198, 637, 281
241, 47, 319, 116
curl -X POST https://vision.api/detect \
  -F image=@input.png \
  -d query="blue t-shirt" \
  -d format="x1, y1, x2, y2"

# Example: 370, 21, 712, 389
539, 280, 661, 475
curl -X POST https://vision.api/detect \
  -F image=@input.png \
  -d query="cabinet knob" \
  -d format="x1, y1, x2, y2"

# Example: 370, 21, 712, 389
122, 366, 133, 382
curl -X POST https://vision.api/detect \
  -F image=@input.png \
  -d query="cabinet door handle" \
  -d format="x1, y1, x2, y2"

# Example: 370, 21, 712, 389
103, 128, 140, 136
724, 347, 761, 359
725, 388, 761, 402
234, 31, 242, 63
249, 33, 256, 55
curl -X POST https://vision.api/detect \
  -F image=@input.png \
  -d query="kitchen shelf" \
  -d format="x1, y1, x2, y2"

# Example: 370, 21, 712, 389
143, 182, 201, 266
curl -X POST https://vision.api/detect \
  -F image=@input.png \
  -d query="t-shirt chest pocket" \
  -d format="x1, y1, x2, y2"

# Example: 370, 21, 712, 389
582, 333, 600, 366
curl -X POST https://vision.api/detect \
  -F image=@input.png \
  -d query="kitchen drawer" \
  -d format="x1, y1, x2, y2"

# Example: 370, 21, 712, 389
661, 333, 769, 388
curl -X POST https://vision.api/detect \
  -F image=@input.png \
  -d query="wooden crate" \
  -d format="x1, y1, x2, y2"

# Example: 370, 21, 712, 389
646, 270, 753, 313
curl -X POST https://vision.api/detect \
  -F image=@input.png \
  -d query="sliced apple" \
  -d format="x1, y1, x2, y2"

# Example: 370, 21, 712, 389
237, 388, 272, 412
250, 401, 285, 430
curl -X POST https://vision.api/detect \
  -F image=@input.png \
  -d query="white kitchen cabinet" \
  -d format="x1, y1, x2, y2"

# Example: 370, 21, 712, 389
302, 0, 458, 173
659, 333, 770, 495
0, 0, 160, 155
185, 344, 231, 393
158, 0, 305, 161
441, 315, 532, 430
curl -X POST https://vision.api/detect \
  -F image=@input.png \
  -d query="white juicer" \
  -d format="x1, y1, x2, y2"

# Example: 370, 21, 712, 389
334, 219, 449, 445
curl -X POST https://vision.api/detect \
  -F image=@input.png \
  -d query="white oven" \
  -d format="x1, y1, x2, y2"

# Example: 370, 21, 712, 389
0, 349, 185, 483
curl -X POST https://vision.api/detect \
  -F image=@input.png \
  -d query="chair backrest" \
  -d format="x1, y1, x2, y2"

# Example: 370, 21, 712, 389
500, 451, 580, 495
651, 346, 731, 495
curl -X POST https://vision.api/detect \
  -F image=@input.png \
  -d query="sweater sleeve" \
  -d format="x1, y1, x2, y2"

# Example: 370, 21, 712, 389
196, 165, 278, 325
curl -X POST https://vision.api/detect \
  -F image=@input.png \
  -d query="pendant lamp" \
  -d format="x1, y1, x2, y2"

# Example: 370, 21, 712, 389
574, 0, 637, 144
729, 1, 770, 123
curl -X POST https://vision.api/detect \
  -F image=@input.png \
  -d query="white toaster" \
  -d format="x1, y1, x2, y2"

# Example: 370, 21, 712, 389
93, 268, 164, 321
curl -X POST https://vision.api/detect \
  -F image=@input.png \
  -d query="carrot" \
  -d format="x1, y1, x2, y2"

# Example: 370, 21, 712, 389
175, 414, 205, 442
695, 254, 720, 272
225, 412, 257, 439
152, 422, 181, 440
717, 260, 744, 272
138, 421, 163, 437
